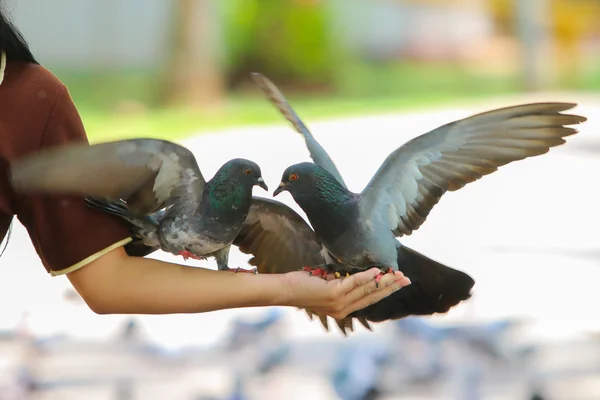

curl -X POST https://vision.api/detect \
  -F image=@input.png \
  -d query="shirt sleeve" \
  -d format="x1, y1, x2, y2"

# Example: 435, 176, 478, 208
18, 86, 132, 276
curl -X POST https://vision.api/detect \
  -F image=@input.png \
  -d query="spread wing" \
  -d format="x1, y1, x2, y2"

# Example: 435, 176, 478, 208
10, 138, 206, 215
359, 102, 586, 236
234, 197, 371, 334
234, 197, 324, 273
251, 72, 347, 188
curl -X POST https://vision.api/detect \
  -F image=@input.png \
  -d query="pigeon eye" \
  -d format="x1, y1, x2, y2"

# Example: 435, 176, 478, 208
289, 173, 298, 181
244, 168, 252, 175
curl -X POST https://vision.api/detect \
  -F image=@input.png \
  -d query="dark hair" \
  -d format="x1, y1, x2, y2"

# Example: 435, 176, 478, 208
0, 3, 37, 64
0, 3, 35, 259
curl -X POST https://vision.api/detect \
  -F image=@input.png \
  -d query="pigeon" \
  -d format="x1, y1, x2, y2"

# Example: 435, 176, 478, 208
9, 138, 269, 273
393, 316, 522, 361
330, 341, 390, 400
246, 72, 586, 333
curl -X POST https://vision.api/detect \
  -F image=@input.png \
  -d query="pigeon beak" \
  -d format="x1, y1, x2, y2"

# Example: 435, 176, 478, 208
273, 182, 287, 197
256, 177, 268, 192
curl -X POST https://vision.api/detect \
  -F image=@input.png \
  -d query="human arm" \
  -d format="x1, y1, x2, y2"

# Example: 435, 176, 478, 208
66, 244, 409, 319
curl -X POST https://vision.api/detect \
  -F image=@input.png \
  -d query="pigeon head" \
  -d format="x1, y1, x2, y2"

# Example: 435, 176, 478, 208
273, 162, 319, 197
273, 162, 349, 201
214, 158, 268, 191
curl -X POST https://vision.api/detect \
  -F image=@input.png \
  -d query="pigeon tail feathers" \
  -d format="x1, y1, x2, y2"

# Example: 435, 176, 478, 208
84, 196, 160, 258
352, 245, 475, 322
85, 197, 134, 222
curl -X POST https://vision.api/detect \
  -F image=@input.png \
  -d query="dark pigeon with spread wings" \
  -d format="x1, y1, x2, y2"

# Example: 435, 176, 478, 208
249, 72, 587, 335
10, 138, 268, 272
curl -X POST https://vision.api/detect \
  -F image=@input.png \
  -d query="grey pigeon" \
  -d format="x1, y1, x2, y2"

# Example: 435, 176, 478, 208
9, 138, 269, 273
246, 73, 586, 334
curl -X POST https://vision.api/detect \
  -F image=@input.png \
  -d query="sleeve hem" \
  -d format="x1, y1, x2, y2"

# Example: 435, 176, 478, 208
50, 237, 133, 277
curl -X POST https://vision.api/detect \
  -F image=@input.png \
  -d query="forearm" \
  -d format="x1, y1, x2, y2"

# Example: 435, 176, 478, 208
67, 247, 290, 314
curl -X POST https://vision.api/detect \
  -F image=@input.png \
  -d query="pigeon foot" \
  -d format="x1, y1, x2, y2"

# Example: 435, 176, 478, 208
178, 250, 204, 261
374, 266, 395, 288
301, 265, 333, 279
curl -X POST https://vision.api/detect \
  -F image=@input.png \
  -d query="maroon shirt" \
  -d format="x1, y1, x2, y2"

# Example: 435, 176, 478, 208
0, 56, 130, 275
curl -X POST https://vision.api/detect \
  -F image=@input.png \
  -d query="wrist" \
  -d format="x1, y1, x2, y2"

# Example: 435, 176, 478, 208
236, 272, 293, 308
272, 272, 294, 307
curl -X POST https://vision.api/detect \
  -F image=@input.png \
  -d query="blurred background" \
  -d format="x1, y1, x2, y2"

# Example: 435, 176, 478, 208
1, 0, 600, 399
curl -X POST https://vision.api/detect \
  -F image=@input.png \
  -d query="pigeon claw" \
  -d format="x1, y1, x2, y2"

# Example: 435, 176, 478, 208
178, 250, 203, 261
302, 266, 328, 279
374, 267, 395, 288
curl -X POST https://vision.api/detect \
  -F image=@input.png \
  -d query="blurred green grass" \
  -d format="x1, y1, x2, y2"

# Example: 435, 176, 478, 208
54, 62, 598, 143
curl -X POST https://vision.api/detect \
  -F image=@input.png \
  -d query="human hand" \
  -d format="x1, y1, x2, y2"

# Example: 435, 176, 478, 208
280, 267, 411, 320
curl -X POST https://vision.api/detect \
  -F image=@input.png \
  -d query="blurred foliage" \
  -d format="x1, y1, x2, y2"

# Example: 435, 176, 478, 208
62, 62, 522, 143
489, 0, 600, 39
334, 62, 520, 98
47, 0, 600, 143
219, 0, 340, 89
489, 0, 600, 88
55, 58, 600, 143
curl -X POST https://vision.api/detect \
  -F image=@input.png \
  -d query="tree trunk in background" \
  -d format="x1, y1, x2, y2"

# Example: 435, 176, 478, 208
515, 0, 554, 91
221, 0, 337, 91
162, 0, 224, 108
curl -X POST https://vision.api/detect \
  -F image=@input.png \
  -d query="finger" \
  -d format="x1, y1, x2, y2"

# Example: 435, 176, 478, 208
344, 272, 409, 305
339, 276, 412, 317
339, 268, 406, 296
